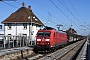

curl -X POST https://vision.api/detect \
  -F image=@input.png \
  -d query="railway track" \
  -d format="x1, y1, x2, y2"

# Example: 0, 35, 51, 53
19, 39, 86, 60
39, 39, 86, 60
58, 39, 86, 60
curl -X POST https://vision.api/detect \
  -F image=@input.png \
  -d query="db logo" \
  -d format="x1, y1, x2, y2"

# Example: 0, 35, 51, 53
42, 38, 44, 41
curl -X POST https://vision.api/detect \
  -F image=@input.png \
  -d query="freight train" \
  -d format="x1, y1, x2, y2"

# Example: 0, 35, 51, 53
33, 26, 84, 53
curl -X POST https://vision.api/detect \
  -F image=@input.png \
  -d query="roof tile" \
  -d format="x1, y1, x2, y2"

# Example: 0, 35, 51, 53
2, 7, 44, 26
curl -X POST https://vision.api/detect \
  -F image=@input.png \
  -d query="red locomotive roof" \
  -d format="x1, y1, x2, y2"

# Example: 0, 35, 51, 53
38, 29, 67, 34
38, 26, 67, 34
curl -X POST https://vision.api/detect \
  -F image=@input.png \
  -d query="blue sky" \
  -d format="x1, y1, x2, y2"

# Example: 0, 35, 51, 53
0, 0, 90, 36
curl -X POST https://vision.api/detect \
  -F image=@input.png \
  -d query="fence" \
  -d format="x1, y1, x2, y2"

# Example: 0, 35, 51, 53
0, 35, 35, 49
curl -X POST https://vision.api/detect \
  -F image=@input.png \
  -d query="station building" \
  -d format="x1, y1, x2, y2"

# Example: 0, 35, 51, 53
1, 2, 44, 42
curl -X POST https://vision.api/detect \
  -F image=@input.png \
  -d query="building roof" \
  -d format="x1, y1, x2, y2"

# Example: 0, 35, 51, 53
66, 28, 77, 35
1, 3, 44, 26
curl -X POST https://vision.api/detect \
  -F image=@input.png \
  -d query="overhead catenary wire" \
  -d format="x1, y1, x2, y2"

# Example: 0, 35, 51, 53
30, 0, 58, 25
50, 0, 80, 28
35, 0, 58, 19
62, 0, 68, 9
62, 0, 90, 30
35, 0, 76, 30
34, 11, 57, 24
31, 0, 61, 25
14, 1, 22, 5
3, 1, 18, 8
68, 0, 89, 29
68, 0, 80, 18
58, 0, 83, 25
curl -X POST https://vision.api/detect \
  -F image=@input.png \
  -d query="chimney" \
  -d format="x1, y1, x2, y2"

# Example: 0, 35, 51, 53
28, 5, 31, 10
22, 2, 25, 7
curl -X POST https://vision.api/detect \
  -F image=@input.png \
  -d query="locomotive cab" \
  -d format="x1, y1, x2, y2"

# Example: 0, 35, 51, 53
36, 31, 50, 45
35, 31, 51, 51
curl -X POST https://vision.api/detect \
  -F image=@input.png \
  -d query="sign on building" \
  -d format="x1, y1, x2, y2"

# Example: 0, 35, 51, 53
0, 25, 2, 29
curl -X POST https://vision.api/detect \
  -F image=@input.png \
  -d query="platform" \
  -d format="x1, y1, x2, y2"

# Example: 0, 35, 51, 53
0, 46, 34, 60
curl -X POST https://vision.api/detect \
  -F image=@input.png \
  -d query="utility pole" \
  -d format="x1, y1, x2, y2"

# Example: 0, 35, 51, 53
71, 20, 72, 33
28, 16, 32, 45
56, 24, 63, 31
48, 12, 52, 22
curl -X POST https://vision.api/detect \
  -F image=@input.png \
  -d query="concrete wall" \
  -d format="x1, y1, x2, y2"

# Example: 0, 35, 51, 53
0, 47, 33, 60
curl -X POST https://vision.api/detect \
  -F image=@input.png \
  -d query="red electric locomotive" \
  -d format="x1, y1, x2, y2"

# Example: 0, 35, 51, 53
34, 26, 68, 53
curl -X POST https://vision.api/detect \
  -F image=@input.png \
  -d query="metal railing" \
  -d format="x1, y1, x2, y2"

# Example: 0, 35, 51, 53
0, 35, 35, 49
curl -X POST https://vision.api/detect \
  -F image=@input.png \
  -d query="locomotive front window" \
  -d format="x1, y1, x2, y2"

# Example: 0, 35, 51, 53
44, 32, 50, 37
37, 32, 44, 36
37, 32, 50, 37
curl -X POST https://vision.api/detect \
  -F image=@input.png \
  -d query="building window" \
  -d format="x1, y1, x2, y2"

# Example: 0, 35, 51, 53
23, 34, 27, 36
7, 23, 11, 30
0, 25, 2, 29
23, 23, 27, 29
8, 34, 11, 35
33, 23, 36, 26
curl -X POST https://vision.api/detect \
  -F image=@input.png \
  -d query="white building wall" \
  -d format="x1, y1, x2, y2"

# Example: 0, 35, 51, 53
0, 30, 4, 35
17, 23, 29, 36
5, 23, 29, 36
4, 23, 41, 41
5, 24, 15, 35
30, 24, 41, 41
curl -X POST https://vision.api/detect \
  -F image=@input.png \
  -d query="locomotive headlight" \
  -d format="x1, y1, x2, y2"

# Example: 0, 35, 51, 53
37, 43, 39, 44
37, 39, 41, 41
46, 39, 50, 41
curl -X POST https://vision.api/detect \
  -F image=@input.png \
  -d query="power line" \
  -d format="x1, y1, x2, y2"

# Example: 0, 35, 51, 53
50, 0, 79, 28
68, 0, 80, 17
58, 0, 83, 25
50, 0, 70, 19
32, 0, 63, 23
35, 0, 49, 12
62, 0, 89, 29
34, 11, 57, 24
3, 1, 18, 8
62, 0, 68, 9
35, 0, 52, 22
14, 1, 22, 5
68, 0, 89, 29
30, 0, 59, 25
